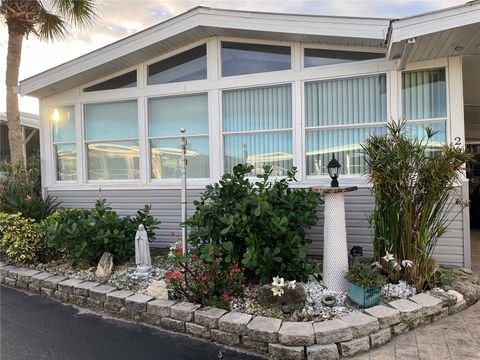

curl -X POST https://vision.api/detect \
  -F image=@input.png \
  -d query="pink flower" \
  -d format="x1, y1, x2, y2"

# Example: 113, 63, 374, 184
371, 261, 383, 269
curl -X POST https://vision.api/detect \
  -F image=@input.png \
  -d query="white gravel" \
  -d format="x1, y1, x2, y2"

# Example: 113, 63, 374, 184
303, 281, 353, 319
382, 280, 417, 298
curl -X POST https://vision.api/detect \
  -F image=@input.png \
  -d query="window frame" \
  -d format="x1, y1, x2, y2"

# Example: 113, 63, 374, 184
146, 92, 211, 183
220, 83, 295, 178
303, 71, 390, 181
82, 98, 141, 183
50, 104, 78, 183
80, 66, 139, 94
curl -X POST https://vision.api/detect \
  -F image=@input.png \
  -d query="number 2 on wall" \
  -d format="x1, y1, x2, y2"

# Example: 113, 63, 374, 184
454, 137, 462, 147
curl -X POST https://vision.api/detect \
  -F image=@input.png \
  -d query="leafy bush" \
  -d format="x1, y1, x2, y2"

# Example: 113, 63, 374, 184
187, 164, 322, 283
0, 213, 51, 263
165, 242, 244, 309
42, 199, 160, 266
0, 158, 59, 221
347, 263, 385, 289
363, 121, 470, 291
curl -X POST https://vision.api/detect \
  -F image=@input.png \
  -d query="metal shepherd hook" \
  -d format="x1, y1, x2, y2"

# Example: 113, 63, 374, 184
180, 128, 188, 257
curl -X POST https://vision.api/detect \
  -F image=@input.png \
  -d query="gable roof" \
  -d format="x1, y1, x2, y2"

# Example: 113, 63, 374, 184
19, 6, 390, 98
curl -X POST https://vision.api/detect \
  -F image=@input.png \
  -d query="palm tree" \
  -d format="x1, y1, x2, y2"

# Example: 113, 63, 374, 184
1, 0, 96, 163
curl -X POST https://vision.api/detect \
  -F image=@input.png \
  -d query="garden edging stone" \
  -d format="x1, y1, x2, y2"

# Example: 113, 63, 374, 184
1, 264, 478, 360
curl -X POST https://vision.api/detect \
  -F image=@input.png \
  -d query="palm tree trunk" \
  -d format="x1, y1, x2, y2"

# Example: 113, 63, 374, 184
5, 27, 24, 163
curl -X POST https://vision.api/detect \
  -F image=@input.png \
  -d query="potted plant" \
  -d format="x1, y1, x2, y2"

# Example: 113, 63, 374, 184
346, 263, 385, 308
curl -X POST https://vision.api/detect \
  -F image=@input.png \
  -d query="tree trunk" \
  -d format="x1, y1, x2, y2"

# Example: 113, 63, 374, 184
5, 27, 24, 163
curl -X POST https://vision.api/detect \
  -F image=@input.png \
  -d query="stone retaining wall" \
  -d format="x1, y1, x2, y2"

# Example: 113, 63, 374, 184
0, 262, 470, 360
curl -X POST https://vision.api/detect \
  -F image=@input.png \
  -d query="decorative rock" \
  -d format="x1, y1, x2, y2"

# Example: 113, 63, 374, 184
268, 343, 305, 360
58, 278, 85, 294
258, 284, 306, 310
306, 344, 339, 360
29, 272, 54, 292
147, 299, 177, 318
43, 275, 69, 290
89, 284, 116, 302
433, 307, 449, 321
218, 312, 252, 335
125, 294, 153, 313
211, 329, 240, 346
5, 267, 23, 278
339, 336, 370, 357
370, 328, 392, 347
17, 268, 41, 283
170, 302, 201, 322
363, 305, 401, 329
160, 317, 185, 333
4, 277, 16, 287
448, 269, 480, 305
186, 323, 210, 339
194, 307, 227, 329
447, 290, 464, 303
73, 281, 100, 297
241, 336, 268, 353
96, 252, 114, 282
340, 312, 379, 337
313, 319, 352, 345
279, 322, 315, 346
0, 265, 17, 277
145, 280, 168, 299
449, 299, 467, 314
247, 316, 282, 343
105, 290, 134, 312
387, 299, 423, 322
409, 293, 443, 316
459, 267, 474, 275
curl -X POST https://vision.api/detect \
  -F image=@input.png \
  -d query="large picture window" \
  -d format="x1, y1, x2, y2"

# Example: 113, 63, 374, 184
84, 100, 139, 180
52, 105, 77, 181
223, 85, 293, 176
402, 68, 447, 149
148, 93, 209, 179
305, 74, 387, 175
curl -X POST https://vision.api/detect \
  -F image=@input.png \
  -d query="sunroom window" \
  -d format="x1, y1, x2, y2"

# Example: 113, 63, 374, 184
147, 44, 207, 85
223, 84, 292, 176
52, 105, 77, 181
221, 42, 291, 77
402, 68, 447, 150
304, 48, 384, 68
83, 70, 137, 92
305, 74, 387, 176
84, 100, 139, 180
148, 93, 209, 179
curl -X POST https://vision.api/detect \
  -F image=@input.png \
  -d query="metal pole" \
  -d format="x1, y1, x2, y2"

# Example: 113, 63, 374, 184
180, 128, 188, 257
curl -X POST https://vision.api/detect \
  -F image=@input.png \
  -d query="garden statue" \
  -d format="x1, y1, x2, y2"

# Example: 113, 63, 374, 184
134, 224, 151, 279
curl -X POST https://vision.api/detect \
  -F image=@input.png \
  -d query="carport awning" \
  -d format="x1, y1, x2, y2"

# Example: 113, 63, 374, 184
388, 0, 480, 68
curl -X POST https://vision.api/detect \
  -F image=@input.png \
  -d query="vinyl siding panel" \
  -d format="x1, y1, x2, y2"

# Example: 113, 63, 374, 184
46, 185, 466, 267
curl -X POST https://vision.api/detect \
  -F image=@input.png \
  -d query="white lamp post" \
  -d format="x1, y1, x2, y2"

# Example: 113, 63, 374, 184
180, 128, 188, 257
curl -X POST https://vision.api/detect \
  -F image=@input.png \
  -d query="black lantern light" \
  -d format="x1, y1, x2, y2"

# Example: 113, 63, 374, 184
327, 153, 341, 188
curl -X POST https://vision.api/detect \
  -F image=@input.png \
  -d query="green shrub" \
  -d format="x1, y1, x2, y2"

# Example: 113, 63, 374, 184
363, 121, 470, 291
43, 199, 160, 266
0, 158, 59, 221
187, 164, 322, 283
0, 212, 50, 263
347, 263, 385, 289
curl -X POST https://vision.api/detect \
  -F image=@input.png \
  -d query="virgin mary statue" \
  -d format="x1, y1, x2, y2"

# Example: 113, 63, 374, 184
134, 224, 151, 278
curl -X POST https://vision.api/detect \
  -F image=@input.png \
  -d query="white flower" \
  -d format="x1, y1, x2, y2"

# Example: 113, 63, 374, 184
287, 280, 296, 289
382, 251, 394, 262
371, 261, 383, 269
272, 276, 285, 287
271, 287, 285, 297
402, 260, 413, 268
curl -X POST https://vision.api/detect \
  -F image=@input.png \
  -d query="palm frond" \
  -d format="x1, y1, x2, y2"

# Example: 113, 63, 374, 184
51, 0, 97, 28
36, 5, 67, 41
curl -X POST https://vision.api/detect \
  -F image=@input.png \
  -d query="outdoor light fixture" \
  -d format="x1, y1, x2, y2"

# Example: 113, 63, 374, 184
52, 108, 60, 122
327, 153, 341, 188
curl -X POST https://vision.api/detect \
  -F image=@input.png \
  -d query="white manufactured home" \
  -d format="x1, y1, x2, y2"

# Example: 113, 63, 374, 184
19, 2, 480, 267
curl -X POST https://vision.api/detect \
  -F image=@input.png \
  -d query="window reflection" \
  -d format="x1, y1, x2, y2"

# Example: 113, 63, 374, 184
84, 70, 137, 92
304, 48, 384, 68
55, 144, 77, 181
87, 141, 139, 180
150, 137, 209, 179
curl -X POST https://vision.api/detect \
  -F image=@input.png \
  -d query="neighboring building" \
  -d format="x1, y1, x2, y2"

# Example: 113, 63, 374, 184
19, 2, 480, 266
0, 112, 40, 161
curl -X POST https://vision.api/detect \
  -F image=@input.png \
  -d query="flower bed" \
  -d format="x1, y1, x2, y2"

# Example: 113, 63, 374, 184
2, 261, 478, 360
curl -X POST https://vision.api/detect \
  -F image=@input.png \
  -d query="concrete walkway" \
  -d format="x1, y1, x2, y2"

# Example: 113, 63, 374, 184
352, 230, 480, 360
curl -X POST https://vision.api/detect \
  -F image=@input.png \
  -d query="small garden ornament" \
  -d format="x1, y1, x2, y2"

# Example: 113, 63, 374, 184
133, 224, 152, 279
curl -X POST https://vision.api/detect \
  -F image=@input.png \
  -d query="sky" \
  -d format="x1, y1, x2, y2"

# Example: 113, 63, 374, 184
0, 0, 467, 115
